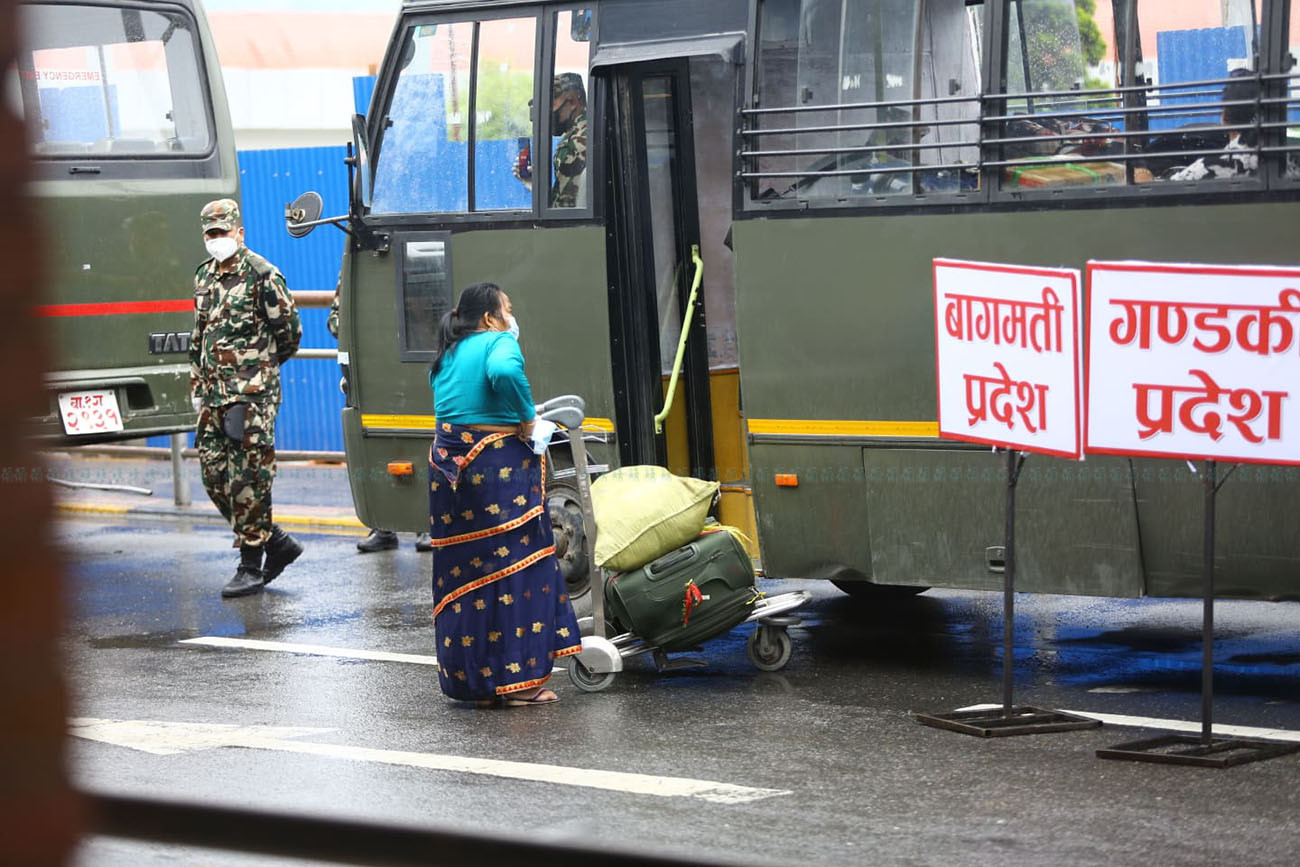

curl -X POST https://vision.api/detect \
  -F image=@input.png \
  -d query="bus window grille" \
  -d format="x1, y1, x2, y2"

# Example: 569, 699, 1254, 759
740, 74, 1291, 193
739, 95, 982, 190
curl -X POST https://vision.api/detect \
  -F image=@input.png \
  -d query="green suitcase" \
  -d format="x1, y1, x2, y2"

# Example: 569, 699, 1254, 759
604, 528, 758, 652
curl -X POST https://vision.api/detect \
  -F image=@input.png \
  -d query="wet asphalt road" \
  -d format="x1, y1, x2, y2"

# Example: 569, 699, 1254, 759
60, 516, 1300, 867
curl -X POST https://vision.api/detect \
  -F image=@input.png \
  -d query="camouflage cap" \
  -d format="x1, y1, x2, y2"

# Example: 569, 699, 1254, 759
200, 198, 241, 232
552, 72, 586, 100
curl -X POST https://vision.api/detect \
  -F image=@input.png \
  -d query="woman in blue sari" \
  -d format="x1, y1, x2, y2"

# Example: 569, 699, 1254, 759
428, 282, 581, 706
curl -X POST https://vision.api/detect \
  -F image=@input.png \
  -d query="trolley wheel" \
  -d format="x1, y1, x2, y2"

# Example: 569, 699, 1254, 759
747, 626, 792, 672
568, 656, 616, 692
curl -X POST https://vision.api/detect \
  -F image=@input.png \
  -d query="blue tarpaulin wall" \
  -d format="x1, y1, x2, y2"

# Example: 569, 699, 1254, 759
1153, 26, 1252, 131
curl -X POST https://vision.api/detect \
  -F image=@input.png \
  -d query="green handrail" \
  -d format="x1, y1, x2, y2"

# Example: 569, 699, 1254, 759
654, 244, 703, 434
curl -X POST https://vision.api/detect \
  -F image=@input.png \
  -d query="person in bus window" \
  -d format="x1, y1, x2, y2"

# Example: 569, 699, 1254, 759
513, 73, 588, 208
327, 280, 433, 554
1169, 70, 1259, 182
427, 282, 581, 706
190, 199, 304, 598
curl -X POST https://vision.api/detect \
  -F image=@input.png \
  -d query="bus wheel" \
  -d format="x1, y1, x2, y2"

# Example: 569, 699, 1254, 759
831, 580, 928, 599
548, 480, 593, 600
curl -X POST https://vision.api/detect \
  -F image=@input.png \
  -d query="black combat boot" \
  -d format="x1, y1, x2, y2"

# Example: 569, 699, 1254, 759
222, 545, 265, 598
414, 532, 433, 552
263, 525, 304, 585
357, 528, 399, 553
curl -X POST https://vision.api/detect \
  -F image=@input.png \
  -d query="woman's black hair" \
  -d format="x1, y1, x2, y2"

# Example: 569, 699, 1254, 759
430, 281, 504, 376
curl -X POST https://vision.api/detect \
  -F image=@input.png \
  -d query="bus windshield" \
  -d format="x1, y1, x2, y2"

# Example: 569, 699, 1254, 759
8, 3, 212, 157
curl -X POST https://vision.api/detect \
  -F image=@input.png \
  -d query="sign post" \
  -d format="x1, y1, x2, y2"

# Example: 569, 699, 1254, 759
1086, 261, 1300, 767
916, 259, 1100, 737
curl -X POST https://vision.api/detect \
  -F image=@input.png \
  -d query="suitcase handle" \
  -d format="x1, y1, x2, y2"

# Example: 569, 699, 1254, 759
647, 544, 697, 576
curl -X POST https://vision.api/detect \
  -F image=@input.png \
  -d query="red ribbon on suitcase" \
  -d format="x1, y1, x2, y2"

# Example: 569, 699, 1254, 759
682, 580, 704, 625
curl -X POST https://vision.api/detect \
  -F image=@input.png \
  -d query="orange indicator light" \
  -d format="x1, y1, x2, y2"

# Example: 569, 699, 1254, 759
774, 473, 799, 488
387, 461, 415, 477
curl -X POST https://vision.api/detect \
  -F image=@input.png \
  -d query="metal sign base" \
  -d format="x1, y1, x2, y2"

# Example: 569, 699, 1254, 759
916, 706, 1101, 738
1096, 462, 1300, 770
917, 453, 1100, 740
1097, 733, 1300, 768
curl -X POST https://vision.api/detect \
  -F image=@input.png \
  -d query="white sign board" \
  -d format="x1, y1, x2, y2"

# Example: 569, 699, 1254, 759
1086, 261, 1300, 465
934, 259, 1082, 459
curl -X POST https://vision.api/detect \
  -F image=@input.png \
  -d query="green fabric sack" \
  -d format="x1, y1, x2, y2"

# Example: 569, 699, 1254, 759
590, 465, 719, 572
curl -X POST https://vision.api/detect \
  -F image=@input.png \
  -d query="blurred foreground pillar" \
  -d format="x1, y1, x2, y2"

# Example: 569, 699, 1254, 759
0, 0, 82, 863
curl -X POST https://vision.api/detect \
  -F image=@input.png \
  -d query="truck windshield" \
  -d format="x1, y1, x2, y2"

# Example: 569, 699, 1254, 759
8, 2, 212, 157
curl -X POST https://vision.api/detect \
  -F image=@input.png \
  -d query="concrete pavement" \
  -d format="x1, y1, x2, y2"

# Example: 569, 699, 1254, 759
43, 453, 366, 534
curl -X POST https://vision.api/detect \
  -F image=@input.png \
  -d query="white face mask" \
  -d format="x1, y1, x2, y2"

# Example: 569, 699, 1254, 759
505, 314, 519, 341
205, 236, 239, 263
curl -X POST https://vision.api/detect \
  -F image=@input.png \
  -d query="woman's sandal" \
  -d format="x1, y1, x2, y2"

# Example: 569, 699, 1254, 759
502, 688, 559, 707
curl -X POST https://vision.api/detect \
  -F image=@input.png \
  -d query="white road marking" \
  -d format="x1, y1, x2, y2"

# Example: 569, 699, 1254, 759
180, 636, 440, 666
1086, 686, 1156, 694
68, 718, 789, 804
955, 704, 1300, 743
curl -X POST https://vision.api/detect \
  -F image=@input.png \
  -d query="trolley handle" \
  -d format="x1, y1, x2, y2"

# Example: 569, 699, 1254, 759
536, 394, 586, 431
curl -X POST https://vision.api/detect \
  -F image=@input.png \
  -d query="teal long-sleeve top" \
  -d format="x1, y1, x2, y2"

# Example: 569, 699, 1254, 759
430, 330, 536, 425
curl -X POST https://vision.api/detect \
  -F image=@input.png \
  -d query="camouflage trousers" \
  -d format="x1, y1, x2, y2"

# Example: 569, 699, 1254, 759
196, 401, 277, 547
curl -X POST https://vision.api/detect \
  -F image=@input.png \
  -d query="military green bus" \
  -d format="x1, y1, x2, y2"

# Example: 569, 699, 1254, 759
314, 0, 1300, 601
11, 0, 236, 443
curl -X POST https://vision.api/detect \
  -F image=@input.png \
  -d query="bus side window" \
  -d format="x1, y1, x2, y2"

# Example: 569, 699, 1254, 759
1129, 0, 1263, 185
472, 16, 536, 211
371, 23, 473, 214
749, 0, 981, 204
545, 9, 592, 212
999, 1, 1128, 190
998, 1, 1266, 190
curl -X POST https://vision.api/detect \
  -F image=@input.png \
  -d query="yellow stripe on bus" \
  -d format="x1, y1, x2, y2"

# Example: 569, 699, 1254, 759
361, 414, 440, 431
361, 414, 616, 433
747, 419, 940, 438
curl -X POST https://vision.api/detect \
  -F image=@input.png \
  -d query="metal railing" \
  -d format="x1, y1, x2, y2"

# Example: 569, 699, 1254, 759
741, 72, 1293, 193
61, 287, 345, 504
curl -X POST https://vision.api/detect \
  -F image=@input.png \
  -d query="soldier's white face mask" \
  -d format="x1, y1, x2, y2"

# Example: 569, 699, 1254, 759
205, 236, 238, 262
505, 314, 519, 341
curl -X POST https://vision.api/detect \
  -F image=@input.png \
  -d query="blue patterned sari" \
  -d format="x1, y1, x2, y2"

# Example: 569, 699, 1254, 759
429, 422, 582, 701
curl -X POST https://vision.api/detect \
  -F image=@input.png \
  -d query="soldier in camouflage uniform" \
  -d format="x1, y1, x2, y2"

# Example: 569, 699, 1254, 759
513, 72, 588, 208
550, 72, 588, 208
191, 198, 305, 598
327, 277, 433, 553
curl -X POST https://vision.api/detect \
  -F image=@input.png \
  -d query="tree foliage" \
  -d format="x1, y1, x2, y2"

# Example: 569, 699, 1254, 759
1018, 0, 1108, 92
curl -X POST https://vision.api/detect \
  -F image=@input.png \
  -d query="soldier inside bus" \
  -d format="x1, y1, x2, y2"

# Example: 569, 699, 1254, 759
1164, 69, 1260, 182
512, 72, 588, 208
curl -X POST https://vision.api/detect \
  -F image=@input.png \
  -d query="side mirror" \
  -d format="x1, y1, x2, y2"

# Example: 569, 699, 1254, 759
570, 9, 592, 42
285, 191, 323, 238
284, 115, 387, 250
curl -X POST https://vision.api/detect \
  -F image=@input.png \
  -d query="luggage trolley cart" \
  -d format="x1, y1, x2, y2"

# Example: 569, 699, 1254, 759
535, 396, 810, 694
